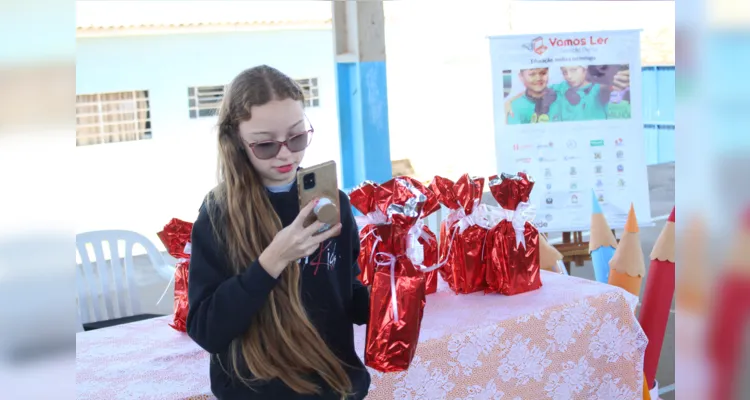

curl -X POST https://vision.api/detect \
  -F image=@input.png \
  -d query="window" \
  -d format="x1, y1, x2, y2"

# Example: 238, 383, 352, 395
76, 91, 152, 146
188, 85, 224, 118
295, 78, 320, 107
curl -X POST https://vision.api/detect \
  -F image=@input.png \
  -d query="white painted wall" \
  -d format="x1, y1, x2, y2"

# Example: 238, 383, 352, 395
75, 30, 339, 245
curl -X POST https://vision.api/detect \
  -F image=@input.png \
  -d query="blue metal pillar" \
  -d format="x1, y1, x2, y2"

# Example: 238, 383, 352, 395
332, 1, 392, 189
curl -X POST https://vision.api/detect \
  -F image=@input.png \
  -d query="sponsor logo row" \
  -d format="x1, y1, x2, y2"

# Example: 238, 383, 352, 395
513, 138, 625, 152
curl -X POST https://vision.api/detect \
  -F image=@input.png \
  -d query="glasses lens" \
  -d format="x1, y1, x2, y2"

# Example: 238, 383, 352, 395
253, 142, 281, 159
287, 132, 310, 152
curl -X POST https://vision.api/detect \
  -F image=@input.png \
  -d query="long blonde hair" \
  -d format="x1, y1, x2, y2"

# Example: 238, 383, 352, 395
207, 65, 351, 398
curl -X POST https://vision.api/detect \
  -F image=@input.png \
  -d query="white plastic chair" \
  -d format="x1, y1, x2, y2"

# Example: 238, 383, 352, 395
425, 206, 446, 240
76, 305, 84, 333
76, 230, 174, 325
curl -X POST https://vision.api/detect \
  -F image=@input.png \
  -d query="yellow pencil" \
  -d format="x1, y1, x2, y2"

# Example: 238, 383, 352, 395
606, 204, 650, 399
608, 204, 646, 296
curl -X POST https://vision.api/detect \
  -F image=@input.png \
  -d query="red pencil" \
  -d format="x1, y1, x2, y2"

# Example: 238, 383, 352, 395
638, 207, 675, 389
708, 207, 750, 400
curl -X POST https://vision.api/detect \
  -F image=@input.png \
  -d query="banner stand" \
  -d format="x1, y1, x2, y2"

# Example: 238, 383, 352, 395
488, 30, 651, 234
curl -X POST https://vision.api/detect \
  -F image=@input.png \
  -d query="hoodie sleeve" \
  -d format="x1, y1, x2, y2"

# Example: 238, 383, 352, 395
340, 193, 370, 326
185, 202, 279, 354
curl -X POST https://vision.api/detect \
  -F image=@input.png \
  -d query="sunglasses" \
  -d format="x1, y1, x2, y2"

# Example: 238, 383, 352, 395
243, 124, 314, 160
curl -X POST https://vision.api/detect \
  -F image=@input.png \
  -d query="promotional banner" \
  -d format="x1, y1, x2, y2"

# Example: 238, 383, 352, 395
489, 30, 652, 232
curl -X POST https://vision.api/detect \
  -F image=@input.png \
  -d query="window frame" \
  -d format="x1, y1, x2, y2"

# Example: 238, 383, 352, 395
75, 90, 153, 147
187, 85, 225, 119
295, 78, 320, 108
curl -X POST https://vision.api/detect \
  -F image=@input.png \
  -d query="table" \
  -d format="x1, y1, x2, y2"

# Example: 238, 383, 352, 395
76, 271, 647, 400
550, 230, 619, 274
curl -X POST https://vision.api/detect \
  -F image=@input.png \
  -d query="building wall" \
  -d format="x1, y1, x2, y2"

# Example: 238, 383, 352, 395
75, 28, 676, 242
642, 66, 676, 165
75, 30, 339, 237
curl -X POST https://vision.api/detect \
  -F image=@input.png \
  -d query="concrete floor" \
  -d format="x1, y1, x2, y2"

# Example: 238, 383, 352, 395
111, 162, 676, 399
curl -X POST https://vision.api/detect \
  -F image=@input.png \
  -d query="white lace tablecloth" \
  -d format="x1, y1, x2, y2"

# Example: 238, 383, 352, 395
76, 271, 647, 400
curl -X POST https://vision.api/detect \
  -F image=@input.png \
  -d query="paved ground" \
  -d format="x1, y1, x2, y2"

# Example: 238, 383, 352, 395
115, 162, 676, 399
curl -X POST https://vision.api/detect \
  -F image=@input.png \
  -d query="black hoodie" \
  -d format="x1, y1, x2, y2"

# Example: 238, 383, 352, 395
186, 184, 371, 399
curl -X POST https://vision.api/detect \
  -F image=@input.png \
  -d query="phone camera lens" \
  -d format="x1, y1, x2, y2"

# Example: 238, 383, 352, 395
303, 173, 316, 190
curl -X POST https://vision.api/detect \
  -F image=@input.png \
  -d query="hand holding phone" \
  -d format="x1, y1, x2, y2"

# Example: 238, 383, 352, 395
297, 161, 341, 235
259, 200, 342, 277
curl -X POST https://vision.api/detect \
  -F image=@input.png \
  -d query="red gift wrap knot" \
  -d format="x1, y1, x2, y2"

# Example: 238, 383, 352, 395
157, 218, 194, 333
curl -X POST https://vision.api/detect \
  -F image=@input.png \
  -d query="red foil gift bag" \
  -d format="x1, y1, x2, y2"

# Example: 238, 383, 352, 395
485, 173, 542, 295
359, 177, 436, 372
388, 176, 441, 295
355, 177, 441, 292
157, 218, 194, 332
365, 224, 427, 373
429, 174, 496, 294
350, 181, 392, 286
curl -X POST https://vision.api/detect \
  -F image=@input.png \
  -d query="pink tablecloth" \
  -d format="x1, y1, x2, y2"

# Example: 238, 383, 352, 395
76, 271, 647, 400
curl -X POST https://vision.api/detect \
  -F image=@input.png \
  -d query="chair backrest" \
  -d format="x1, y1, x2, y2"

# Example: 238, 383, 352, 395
425, 206, 446, 240
75, 230, 172, 324
76, 305, 84, 333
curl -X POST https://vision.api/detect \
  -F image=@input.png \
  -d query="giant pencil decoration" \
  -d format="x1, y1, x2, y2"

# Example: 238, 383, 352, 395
607, 204, 650, 400
708, 207, 750, 400
675, 215, 710, 400
638, 207, 675, 391
590, 190, 618, 283
676, 216, 709, 315
608, 204, 645, 295
539, 234, 567, 275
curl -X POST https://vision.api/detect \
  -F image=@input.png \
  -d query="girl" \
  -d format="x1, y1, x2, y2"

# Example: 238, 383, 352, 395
186, 65, 371, 400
